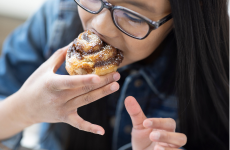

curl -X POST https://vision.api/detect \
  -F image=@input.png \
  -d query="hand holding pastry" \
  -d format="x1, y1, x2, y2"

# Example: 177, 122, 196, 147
1, 30, 124, 139
4, 44, 120, 138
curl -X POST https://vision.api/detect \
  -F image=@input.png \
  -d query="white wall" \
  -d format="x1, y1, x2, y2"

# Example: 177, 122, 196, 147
0, 0, 46, 19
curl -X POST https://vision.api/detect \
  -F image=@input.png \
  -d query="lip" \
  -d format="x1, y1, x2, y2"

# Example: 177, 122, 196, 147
89, 28, 120, 49
90, 28, 107, 41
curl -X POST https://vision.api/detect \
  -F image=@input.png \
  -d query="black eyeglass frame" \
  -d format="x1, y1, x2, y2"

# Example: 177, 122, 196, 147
74, 0, 173, 40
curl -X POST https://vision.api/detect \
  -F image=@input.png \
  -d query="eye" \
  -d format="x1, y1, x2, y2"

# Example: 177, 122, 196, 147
123, 13, 144, 23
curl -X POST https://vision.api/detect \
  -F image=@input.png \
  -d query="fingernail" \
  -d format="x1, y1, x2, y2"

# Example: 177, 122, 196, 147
155, 145, 165, 150
145, 120, 153, 127
110, 83, 118, 91
113, 73, 120, 81
152, 131, 160, 140
92, 77, 100, 83
97, 131, 103, 135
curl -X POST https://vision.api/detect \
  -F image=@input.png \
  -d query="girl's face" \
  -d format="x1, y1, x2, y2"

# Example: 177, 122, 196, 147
78, 0, 173, 67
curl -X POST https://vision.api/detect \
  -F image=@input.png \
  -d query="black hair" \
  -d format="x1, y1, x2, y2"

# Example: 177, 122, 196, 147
169, 0, 229, 149
60, 0, 229, 149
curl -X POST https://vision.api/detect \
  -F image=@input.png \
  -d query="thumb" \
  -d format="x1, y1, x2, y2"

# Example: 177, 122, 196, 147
125, 96, 147, 130
46, 42, 73, 73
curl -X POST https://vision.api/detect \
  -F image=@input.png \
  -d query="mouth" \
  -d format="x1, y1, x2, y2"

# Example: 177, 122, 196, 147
89, 28, 121, 50
89, 28, 106, 40
89, 28, 104, 39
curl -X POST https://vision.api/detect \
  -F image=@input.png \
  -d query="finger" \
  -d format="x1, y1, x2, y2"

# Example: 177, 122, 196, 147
143, 118, 176, 132
64, 72, 120, 97
50, 72, 120, 101
47, 42, 73, 73
65, 82, 119, 110
150, 130, 187, 148
50, 74, 101, 91
52, 71, 120, 90
124, 96, 146, 130
154, 145, 180, 150
66, 112, 105, 135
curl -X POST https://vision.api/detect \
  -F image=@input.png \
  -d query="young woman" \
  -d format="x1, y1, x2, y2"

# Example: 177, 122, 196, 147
0, 0, 228, 150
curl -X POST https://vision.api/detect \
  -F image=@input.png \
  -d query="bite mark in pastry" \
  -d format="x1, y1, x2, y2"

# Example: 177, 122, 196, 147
65, 30, 124, 76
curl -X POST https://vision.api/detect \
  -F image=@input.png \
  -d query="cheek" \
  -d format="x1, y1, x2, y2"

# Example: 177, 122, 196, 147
123, 35, 161, 63
125, 41, 154, 62
123, 20, 173, 63
78, 7, 93, 29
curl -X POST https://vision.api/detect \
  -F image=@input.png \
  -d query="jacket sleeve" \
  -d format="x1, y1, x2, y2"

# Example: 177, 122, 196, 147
0, 0, 59, 149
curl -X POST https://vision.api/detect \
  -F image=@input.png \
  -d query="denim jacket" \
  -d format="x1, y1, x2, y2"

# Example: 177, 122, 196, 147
0, 0, 179, 149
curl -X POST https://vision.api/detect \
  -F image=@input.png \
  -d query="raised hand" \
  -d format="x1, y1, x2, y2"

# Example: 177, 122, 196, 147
125, 96, 187, 150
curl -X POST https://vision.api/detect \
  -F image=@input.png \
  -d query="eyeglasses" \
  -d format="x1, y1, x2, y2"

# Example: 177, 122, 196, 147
74, 0, 172, 40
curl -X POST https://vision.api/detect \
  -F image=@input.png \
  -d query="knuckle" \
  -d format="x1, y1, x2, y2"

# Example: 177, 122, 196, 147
101, 87, 109, 95
82, 85, 93, 93
83, 94, 93, 104
84, 122, 91, 132
162, 131, 169, 141
76, 123, 82, 130
88, 124, 94, 133
104, 76, 111, 85
76, 119, 84, 130
157, 118, 162, 128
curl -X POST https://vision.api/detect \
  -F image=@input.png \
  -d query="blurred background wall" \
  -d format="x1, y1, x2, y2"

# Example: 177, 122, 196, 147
0, 16, 24, 53
0, 0, 46, 19
0, 0, 46, 54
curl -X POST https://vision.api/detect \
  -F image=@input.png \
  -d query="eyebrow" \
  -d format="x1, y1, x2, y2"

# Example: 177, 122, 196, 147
122, 0, 155, 12
111, 0, 155, 13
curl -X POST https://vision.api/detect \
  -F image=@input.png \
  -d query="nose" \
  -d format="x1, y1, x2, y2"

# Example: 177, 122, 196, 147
91, 8, 119, 38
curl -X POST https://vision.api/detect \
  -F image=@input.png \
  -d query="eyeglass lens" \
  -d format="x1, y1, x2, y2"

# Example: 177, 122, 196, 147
113, 9, 149, 38
76, 0, 102, 13
75, 0, 150, 38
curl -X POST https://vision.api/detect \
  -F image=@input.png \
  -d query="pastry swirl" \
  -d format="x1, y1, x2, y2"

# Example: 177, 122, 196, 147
66, 30, 124, 76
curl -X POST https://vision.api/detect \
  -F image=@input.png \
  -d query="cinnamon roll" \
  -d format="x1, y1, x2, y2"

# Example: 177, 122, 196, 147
65, 30, 124, 76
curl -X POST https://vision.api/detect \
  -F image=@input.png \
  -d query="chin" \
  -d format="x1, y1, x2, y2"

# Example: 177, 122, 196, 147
118, 59, 135, 69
